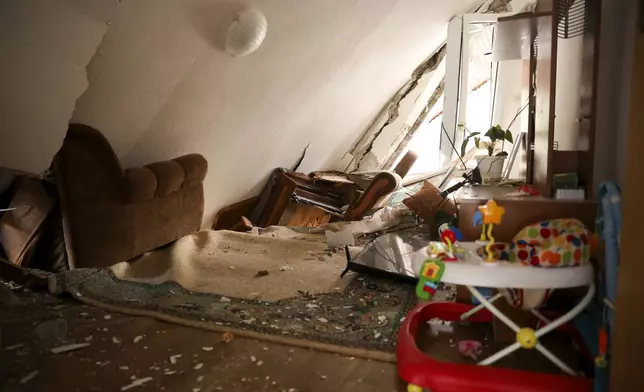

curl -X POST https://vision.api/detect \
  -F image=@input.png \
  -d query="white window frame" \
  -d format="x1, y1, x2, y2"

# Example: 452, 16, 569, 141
441, 12, 521, 167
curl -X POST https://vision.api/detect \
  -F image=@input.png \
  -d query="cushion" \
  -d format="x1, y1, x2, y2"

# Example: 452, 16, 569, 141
402, 180, 457, 221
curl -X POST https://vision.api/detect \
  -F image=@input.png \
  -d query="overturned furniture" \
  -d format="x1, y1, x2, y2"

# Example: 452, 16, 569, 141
53, 123, 208, 269
213, 169, 403, 230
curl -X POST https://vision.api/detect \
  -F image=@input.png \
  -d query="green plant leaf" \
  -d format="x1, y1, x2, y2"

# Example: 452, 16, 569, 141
487, 145, 494, 156
505, 130, 513, 143
474, 137, 480, 149
460, 132, 479, 157
495, 151, 509, 157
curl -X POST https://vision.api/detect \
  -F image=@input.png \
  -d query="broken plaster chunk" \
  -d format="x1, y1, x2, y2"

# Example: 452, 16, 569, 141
377, 315, 387, 323
104, 315, 112, 320
50, 342, 90, 354
220, 332, 234, 343
4, 343, 24, 351
201, 346, 214, 351
169, 354, 182, 364
133, 335, 144, 344
317, 317, 328, 323
254, 270, 269, 278
256, 360, 263, 366
193, 363, 203, 370
121, 377, 153, 391
112, 337, 121, 344
19, 370, 38, 384
250, 356, 256, 362
219, 296, 231, 303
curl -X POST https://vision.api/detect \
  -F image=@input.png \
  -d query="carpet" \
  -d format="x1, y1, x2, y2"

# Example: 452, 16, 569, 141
110, 228, 355, 302
48, 268, 418, 362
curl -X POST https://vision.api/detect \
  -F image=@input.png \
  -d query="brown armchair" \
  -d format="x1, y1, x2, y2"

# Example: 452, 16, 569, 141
53, 123, 207, 268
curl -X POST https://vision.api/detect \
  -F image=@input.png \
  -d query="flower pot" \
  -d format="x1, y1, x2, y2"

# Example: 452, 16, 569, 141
475, 155, 506, 182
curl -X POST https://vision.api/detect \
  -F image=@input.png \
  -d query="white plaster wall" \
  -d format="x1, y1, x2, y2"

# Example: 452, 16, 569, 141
0, 0, 118, 173
71, 0, 480, 226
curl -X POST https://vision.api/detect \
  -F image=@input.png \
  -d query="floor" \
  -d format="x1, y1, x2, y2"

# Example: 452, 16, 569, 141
1, 279, 588, 392
1, 281, 405, 392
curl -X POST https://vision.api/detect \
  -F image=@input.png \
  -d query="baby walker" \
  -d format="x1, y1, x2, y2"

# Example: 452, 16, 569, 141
397, 200, 595, 392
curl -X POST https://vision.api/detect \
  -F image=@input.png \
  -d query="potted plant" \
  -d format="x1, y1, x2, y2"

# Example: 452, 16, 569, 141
460, 124, 513, 181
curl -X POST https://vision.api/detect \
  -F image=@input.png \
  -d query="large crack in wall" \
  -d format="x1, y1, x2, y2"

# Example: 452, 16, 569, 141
347, 0, 514, 173
348, 44, 446, 172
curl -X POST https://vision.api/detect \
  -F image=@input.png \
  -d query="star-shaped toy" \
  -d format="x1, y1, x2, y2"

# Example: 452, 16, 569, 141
479, 199, 505, 225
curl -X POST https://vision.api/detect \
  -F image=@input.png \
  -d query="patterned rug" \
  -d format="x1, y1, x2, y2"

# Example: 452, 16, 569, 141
48, 268, 420, 361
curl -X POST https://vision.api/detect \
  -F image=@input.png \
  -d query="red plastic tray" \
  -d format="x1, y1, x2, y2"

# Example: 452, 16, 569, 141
396, 302, 592, 392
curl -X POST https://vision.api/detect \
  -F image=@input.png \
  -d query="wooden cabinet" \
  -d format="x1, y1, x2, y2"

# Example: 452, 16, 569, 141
499, 0, 602, 198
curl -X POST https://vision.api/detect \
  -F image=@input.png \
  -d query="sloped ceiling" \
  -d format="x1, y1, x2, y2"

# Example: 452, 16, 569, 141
2, 0, 481, 226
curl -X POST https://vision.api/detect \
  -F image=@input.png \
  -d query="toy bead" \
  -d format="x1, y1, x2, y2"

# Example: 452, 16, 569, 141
516, 328, 537, 349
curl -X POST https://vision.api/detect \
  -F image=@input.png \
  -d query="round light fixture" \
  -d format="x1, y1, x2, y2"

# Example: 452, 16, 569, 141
225, 8, 267, 57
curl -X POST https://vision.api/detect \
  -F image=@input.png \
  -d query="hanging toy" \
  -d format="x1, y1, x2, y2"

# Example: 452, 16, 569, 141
472, 210, 487, 242
478, 199, 505, 264
416, 258, 446, 300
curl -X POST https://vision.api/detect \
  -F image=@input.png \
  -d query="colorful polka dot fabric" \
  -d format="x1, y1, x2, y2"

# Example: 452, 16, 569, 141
476, 218, 591, 268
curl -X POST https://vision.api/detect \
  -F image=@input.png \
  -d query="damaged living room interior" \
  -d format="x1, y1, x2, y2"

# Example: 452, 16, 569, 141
2, 0, 644, 391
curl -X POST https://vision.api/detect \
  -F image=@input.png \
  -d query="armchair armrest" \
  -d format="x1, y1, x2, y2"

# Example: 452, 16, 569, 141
173, 154, 208, 187
123, 154, 207, 203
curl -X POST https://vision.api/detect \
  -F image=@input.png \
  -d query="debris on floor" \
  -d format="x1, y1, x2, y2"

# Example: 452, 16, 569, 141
254, 270, 269, 278
169, 354, 182, 364
50, 342, 91, 354
121, 376, 153, 391
427, 318, 454, 335
19, 370, 38, 384
220, 332, 234, 344
458, 340, 483, 360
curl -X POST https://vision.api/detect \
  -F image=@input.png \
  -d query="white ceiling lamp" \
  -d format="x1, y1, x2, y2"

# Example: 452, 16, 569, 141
225, 8, 267, 57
